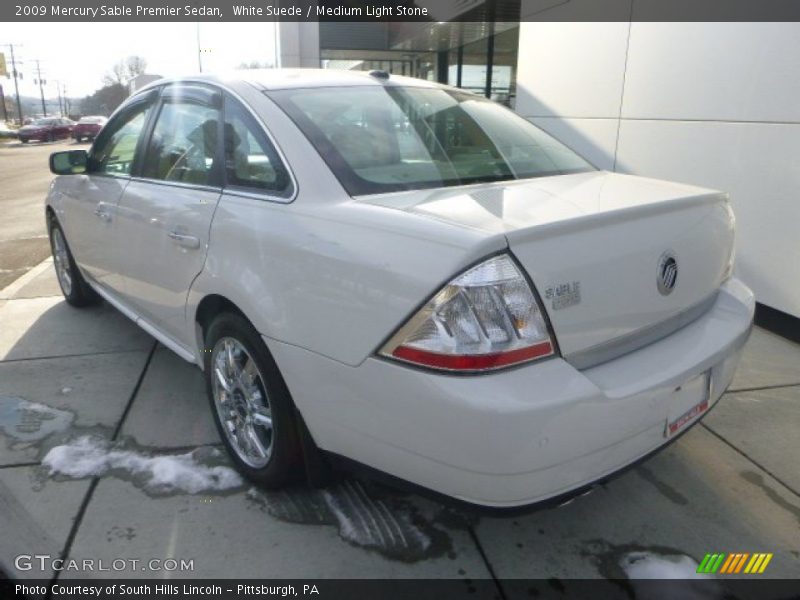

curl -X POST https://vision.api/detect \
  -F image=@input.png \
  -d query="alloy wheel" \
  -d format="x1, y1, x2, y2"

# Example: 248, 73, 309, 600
52, 227, 73, 296
211, 337, 274, 468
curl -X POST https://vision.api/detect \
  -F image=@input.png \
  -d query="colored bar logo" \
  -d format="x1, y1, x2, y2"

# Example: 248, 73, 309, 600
697, 552, 773, 574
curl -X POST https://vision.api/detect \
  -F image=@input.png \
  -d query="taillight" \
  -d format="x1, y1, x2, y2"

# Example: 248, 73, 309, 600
379, 254, 556, 372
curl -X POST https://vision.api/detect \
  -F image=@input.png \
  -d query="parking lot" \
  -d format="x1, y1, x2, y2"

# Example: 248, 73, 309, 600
1, 140, 799, 593
0, 139, 79, 290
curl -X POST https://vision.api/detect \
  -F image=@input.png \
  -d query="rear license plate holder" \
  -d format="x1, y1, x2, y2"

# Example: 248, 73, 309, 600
665, 370, 711, 438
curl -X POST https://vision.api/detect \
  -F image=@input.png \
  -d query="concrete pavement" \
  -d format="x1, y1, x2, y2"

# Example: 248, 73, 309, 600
0, 263, 799, 591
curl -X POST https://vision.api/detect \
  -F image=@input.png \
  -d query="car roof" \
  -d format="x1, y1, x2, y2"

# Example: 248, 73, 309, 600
139, 68, 456, 93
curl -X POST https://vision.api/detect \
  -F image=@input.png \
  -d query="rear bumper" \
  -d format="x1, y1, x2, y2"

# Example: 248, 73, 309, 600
74, 128, 99, 138
270, 278, 754, 507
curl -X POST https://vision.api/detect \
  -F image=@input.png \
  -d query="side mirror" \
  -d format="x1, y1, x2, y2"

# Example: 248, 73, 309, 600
50, 150, 88, 175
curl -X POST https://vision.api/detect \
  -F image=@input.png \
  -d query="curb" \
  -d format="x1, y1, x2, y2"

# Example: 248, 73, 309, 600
0, 257, 53, 300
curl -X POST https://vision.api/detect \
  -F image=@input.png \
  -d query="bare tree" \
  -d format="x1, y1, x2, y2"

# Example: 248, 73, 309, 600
126, 56, 148, 78
102, 56, 148, 86
102, 61, 127, 86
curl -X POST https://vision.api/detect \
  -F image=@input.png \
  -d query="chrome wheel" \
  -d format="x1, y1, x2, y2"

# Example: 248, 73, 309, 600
211, 337, 273, 468
52, 227, 73, 296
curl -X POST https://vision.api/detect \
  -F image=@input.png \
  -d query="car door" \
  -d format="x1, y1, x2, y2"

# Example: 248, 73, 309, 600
112, 83, 223, 346
59, 119, 72, 139
59, 91, 157, 292
54, 119, 65, 139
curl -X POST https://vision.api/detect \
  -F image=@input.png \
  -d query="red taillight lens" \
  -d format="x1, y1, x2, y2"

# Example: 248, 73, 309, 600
380, 254, 556, 372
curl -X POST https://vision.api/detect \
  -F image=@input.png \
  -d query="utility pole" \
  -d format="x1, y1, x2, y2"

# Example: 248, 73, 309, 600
0, 84, 7, 122
55, 81, 63, 117
5, 44, 23, 125
34, 59, 47, 117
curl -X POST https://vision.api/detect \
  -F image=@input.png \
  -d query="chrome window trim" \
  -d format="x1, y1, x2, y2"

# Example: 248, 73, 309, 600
89, 172, 132, 181
567, 291, 720, 371
128, 176, 222, 194
221, 187, 293, 203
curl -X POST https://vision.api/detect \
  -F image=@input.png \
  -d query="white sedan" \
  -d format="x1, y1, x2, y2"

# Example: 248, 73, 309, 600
45, 70, 753, 507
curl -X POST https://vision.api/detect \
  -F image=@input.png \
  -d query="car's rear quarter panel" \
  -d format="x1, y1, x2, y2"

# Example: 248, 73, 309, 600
186, 83, 506, 366
190, 197, 504, 367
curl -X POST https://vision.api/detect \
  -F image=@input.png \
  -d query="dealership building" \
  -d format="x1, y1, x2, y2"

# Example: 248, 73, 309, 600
276, 5, 799, 328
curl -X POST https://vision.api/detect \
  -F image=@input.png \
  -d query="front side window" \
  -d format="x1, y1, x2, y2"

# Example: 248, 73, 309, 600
90, 101, 153, 176
270, 86, 594, 195
141, 100, 221, 185
223, 98, 292, 197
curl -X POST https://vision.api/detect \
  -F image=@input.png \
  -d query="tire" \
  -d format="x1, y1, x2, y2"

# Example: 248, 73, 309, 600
47, 132, 55, 142
74, 135, 82, 143
204, 312, 303, 488
20, 138, 28, 144
48, 219, 100, 307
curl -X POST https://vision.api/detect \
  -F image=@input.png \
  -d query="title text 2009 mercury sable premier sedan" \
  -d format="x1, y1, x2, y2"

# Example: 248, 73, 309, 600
46, 70, 753, 507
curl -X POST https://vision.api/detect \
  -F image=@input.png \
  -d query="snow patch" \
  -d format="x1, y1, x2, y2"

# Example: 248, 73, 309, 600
43, 436, 243, 494
0, 395, 74, 442
620, 552, 723, 600
620, 551, 700, 579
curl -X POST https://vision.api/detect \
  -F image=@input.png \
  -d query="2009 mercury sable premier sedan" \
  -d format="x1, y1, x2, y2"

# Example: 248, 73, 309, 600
46, 70, 754, 507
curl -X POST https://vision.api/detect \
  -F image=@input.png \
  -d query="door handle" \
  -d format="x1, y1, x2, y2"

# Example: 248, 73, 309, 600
167, 230, 201, 249
93, 207, 111, 222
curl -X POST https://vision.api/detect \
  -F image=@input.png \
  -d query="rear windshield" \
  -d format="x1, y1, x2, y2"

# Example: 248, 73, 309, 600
269, 86, 594, 196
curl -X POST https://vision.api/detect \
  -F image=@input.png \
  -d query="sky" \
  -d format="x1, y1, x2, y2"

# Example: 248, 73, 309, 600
0, 22, 278, 99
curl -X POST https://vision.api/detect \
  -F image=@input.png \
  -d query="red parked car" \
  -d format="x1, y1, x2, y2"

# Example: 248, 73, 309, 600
73, 115, 108, 142
17, 117, 75, 143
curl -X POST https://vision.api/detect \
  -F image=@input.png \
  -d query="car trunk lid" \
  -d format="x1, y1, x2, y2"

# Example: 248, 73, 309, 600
360, 171, 735, 365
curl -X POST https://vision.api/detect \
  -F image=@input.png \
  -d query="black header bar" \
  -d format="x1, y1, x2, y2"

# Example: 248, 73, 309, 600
3, 578, 800, 600
5, 0, 800, 22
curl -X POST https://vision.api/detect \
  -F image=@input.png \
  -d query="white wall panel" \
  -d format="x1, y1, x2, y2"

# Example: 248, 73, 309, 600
616, 120, 800, 317
622, 23, 800, 122
279, 22, 320, 68
531, 117, 619, 170
516, 22, 630, 119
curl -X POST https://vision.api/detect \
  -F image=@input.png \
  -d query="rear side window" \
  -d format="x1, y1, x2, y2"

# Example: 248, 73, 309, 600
142, 100, 221, 186
90, 101, 153, 176
223, 98, 292, 198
